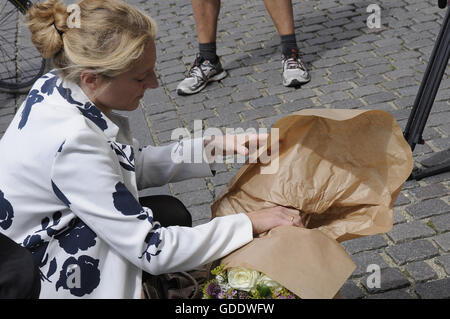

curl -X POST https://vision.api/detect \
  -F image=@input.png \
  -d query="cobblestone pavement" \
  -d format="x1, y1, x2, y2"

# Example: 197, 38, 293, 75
1, 0, 449, 299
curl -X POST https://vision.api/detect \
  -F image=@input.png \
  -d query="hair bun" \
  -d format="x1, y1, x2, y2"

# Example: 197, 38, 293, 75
26, 0, 69, 59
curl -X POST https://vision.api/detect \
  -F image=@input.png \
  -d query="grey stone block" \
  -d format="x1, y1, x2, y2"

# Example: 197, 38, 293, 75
177, 103, 205, 115
350, 84, 383, 98
282, 89, 316, 102
328, 71, 359, 82
350, 251, 389, 278
361, 267, 410, 294
182, 110, 216, 124
365, 289, 413, 299
415, 278, 450, 299
352, 75, 385, 86
430, 214, 450, 233
405, 261, 438, 283
386, 221, 435, 244
144, 103, 176, 116
210, 171, 235, 187
171, 178, 207, 195
240, 106, 277, 121
190, 203, 212, 223
435, 254, 450, 275
249, 96, 282, 108
319, 82, 353, 94
328, 63, 358, 74
342, 235, 388, 255
433, 232, 450, 252
359, 64, 393, 77
394, 208, 408, 224
408, 184, 449, 201
363, 92, 397, 105
138, 185, 171, 197
318, 91, 351, 104
151, 118, 183, 133
332, 98, 366, 109
178, 189, 213, 207
382, 77, 418, 90
394, 193, 410, 206
339, 280, 365, 299
278, 99, 315, 114
385, 240, 439, 266
231, 88, 262, 102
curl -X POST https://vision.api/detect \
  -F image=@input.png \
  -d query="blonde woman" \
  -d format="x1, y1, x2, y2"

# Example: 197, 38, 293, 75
0, 0, 302, 298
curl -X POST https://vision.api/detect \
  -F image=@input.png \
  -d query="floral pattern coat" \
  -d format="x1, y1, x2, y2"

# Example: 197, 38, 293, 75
0, 71, 252, 298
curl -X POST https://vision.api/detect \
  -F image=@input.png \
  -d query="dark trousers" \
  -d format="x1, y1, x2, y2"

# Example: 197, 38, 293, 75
139, 195, 192, 228
0, 232, 41, 299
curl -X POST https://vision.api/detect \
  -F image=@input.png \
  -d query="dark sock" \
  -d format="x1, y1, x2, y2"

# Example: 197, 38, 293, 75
199, 42, 219, 64
280, 34, 299, 57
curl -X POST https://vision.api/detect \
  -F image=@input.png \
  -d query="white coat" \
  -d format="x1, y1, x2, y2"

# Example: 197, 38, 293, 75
0, 71, 253, 298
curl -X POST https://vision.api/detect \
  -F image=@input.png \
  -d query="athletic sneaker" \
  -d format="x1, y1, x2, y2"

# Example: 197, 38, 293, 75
281, 50, 310, 87
177, 55, 227, 95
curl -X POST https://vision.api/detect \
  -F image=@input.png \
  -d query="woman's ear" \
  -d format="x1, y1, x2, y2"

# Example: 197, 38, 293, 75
80, 70, 99, 91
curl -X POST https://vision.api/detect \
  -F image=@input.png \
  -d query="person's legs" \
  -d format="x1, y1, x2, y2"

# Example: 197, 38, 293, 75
192, 0, 220, 46
177, 0, 227, 95
194, 0, 220, 63
263, 0, 310, 87
0, 233, 41, 299
263, 0, 295, 36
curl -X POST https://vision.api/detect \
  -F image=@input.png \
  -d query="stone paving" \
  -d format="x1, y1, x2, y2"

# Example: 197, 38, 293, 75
1, 0, 449, 299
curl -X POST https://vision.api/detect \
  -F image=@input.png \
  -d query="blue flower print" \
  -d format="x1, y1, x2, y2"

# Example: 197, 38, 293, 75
77, 102, 108, 131
39, 211, 62, 237
0, 189, 14, 230
56, 255, 101, 297
112, 182, 141, 216
140, 228, 162, 263
35, 212, 96, 255
56, 83, 83, 106
112, 182, 152, 222
110, 142, 135, 172
18, 89, 44, 129
22, 233, 55, 282
55, 217, 97, 255
41, 75, 58, 96
23, 212, 60, 282
51, 180, 71, 207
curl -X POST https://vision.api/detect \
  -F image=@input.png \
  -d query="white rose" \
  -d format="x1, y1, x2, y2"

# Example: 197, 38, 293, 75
227, 267, 259, 292
256, 274, 282, 291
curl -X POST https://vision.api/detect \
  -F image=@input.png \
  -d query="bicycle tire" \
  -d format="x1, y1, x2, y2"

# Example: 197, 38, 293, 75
0, 0, 47, 93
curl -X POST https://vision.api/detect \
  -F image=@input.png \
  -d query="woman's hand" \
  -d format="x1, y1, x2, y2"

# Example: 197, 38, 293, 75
205, 133, 268, 157
246, 206, 304, 235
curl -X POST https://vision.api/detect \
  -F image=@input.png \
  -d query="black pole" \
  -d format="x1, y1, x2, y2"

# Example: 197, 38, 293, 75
402, 4, 450, 180
403, 6, 450, 151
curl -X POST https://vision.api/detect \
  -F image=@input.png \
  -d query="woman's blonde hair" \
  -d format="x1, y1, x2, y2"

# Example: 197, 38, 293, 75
26, 0, 158, 83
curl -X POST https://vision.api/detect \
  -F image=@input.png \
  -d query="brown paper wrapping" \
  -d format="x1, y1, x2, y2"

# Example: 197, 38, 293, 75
211, 109, 413, 299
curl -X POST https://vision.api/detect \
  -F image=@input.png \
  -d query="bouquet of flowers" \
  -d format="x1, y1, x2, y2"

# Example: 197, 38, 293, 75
203, 265, 299, 299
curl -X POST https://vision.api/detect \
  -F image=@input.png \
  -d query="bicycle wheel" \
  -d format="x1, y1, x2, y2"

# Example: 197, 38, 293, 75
0, 0, 46, 94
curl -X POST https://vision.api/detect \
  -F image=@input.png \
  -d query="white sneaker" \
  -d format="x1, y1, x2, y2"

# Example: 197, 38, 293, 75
282, 50, 310, 87
177, 55, 227, 95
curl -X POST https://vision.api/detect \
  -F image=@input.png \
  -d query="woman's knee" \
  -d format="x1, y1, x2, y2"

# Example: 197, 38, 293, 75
139, 195, 192, 227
